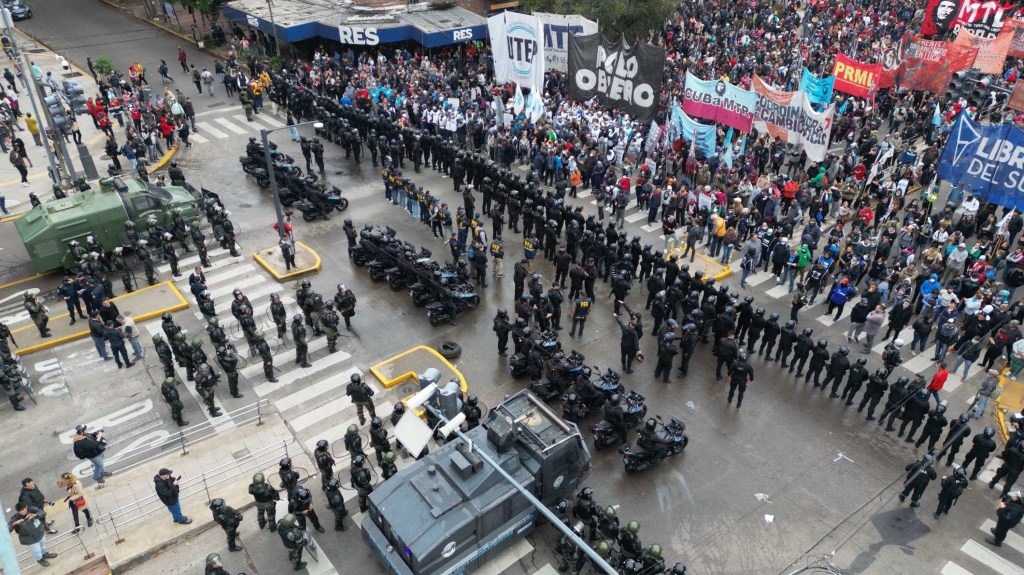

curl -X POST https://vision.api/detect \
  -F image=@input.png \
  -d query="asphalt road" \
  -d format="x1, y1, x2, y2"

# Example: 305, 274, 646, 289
1, 3, 1022, 575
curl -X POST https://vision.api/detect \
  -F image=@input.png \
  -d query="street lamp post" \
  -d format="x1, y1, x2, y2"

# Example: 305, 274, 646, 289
260, 121, 322, 239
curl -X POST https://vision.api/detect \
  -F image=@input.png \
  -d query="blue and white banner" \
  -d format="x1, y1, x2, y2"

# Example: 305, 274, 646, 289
488, 12, 546, 92
534, 12, 599, 73
800, 68, 835, 106
670, 101, 717, 159
938, 111, 1024, 208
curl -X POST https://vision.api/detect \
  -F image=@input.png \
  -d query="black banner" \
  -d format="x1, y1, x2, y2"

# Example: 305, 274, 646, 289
567, 33, 666, 122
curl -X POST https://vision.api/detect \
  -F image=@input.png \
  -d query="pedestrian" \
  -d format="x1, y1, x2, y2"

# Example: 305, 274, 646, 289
279, 235, 296, 271
177, 46, 189, 73
986, 491, 1024, 547
154, 468, 192, 524
71, 424, 110, 486
927, 363, 948, 404
11, 142, 31, 186
971, 369, 1002, 419
25, 113, 40, 146
739, 249, 756, 289
56, 472, 92, 530
17, 478, 58, 534
104, 320, 133, 368
118, 313, 143, 361
7, 503, 57, 567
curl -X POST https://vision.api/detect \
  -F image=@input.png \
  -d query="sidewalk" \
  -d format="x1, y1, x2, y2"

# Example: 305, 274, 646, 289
0, 29, 109, 215
18, 412, 312, 575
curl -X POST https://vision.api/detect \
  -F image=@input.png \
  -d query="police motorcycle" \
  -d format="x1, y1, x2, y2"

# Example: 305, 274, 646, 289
386, 247, 433, 291
425, 285, 480, 326
294, 182, 348, 221
530, 350, 587, 401
590, 391, 648, 450
351, 225, 396, 267
620, 416, 689, 473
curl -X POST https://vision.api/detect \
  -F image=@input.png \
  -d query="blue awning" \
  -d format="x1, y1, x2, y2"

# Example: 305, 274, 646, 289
223, 0, 488, 47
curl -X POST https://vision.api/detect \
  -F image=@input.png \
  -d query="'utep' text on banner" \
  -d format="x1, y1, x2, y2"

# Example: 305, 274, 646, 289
568, 34, 666, 123
681, 71, 756, 131
938, 111, 1024, 208
488, 12, 546, 91
751, 75, 834, 162
533, 12, 598, 73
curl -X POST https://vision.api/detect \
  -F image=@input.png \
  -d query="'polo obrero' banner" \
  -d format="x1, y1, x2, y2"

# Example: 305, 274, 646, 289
900, 35, 977, 94
681, 71, 755, 131
938, 111, 1024, 208
751, 75, 834, 162
488, 12, 546, 92
568, 33, 666, 122
832, 54, 881, 99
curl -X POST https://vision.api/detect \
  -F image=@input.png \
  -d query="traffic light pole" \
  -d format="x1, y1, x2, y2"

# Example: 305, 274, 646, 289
2, 8, 63, 194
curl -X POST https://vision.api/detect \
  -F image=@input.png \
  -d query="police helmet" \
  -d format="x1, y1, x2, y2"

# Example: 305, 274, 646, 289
350, 373, 362, 384
316, 439, 329, 451
346, 424, 358, 437
252, 473, 265, 485
279, 457, 292, 469
370, 417, 383, 429
856, 357, 868, 365
838, 346, 849, 356
209, 498, 225, 510
802, 328, 814, 337
352, 455, 366, 468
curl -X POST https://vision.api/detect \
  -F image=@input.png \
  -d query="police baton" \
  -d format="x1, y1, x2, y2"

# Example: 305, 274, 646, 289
8, 333, 18, 348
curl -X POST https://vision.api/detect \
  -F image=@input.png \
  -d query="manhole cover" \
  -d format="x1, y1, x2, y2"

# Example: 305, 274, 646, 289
208, 101, 229, 108
238, 203, 252, 208
25, 48, 45, 54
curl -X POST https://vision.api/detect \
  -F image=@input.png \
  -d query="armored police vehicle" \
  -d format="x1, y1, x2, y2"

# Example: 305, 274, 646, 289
362, 389, 591, 575
15, 177, 200, 272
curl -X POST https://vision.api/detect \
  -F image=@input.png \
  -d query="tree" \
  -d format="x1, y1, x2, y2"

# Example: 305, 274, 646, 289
91, 56, 117, 77
515, 0, 675, 43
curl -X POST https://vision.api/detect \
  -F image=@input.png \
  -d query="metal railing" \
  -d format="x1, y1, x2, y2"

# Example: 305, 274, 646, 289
96, 436, 296, 544
103, 399, 272, 475
15, 526, 96, 572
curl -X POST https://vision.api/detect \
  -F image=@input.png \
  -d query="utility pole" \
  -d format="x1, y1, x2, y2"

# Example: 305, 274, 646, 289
1, 8, 65, 193
265, 0, 281, 57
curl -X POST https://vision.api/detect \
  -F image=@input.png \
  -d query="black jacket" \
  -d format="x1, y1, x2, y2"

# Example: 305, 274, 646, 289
154, 475, 180, 505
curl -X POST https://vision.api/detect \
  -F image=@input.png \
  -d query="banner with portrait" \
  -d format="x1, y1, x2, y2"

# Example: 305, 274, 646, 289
922, 0, 963, 35
799, 68, 835, 105
681, 71, 756, 131
877, 33, 907, 88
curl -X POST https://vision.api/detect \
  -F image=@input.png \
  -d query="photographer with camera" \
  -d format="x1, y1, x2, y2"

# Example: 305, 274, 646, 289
71, 425, 110, 487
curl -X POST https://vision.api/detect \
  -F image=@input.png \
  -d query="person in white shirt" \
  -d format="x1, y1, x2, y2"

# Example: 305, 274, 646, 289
961, 194, 980, 218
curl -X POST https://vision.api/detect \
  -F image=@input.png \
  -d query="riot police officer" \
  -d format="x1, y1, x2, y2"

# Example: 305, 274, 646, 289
160, 377, 189, 426
162, 233, 180, 277
728, 352, 754, 408
790, 328, 814, 375
288, 486, 326, 533
269, 293, 288, 339
205, 553, 228, 575
380, 451, 398, 480
209, 498, 243, 551
806, 339, 830, 386
230, 289, 253, 321
23, 293, 50, 338
369, 417, 390, 466
461, 395, 482, 431
207, 317, 228, 349
314, 439, 335, 491
190, 225, 211, 267
254, 332, 278, 383
136, 240, 157, 285
111, 247, 133, 293
618, 521, 643, 562
859, 369, 889, 420
324, 478, 348, 531
493, 309, 511, 355
197, 291, 216, 319
573, 487, 600, 540
351, 455, 374, 513
292, 315, 312, 368
320, 302, 341, 353
216, 345, 243, 398
346, 373, 376, 425
597, 506, 619, 541
248, 472, 280, 531
279, 457, 300, 499
842, 357, 870, 405
0, 367, 27, 411
276, 514, 307, 571
153, 333, 175, 378
343, 424, 366, 460
819, 346, 851, 397
194, 363, 222, 417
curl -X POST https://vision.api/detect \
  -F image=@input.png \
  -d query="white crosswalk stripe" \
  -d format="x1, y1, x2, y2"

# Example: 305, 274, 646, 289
215, 117, 249, 135
941, 514, 1024, 575
201, 124, 229, 139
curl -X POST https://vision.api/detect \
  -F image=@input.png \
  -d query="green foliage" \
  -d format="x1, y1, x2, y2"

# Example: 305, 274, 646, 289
91, 56, 117, 76
516, 0, 675, 43
179, 0, 224, 14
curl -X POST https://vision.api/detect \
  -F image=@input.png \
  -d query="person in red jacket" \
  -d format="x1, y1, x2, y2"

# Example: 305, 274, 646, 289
928, 363, 949, 405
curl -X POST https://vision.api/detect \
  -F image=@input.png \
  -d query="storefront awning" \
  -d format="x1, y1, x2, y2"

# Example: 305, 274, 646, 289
223, 0, 487, 48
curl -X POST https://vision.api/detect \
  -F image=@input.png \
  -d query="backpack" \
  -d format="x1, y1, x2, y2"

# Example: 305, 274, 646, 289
949, 478, 966, 499
9, 149, 17, 165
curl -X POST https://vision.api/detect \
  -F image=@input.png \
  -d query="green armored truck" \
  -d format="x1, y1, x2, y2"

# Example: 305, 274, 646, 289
15, 177, 200, 273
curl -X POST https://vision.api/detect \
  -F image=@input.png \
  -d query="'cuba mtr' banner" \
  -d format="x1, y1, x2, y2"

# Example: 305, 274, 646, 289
568, 33, 666, 122
681, 71, 755, 131
488, 12, 546, 91
938, 112, 1024, 208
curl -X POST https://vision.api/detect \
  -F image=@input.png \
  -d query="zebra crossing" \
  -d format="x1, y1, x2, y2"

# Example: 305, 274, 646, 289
940, 476, 1024, 575
187, 111, 284, 146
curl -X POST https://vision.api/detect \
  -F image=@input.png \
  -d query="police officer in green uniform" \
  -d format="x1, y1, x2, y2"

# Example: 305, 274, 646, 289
190, 338, 208, 370
153, 333, 175, 378
618, 520, 643, 562
0, 366, 26, 411
334, 285, 357, 331
205, 553, 228, 575
269, 293, 288, 338
343, 424, 366, 460
319, 302, 340, 353
254, 332, 278, 383
0, 322, 16, 356
136, 240, 157, 285
380, 450, 398, 480
162, 232, 181, 277
324, 478, 348, 531
350, 454, 374, 513
190, 225, 211, 267
111, 247, 133, 293
216, 345, 243, 398
346, 373, 375, 425
194, 363, 222, 417
197, 291, 216, 318
248, 473, 280, 531
206, 317, 228, 349
303, 289, 324, 336
239, 308, 259, 357
292, 315, 312, 368
160, 377, 188, 426
313, 439, 335, 491
209, 498, 243, 552
276, 514, 307, 571
369, 417, 390, 466
23, 293, 51, 338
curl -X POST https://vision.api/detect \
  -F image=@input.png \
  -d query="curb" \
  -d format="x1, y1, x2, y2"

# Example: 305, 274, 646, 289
0, 270, 58, 289
96, 0, 232, 61
151, 144, 178, 172
664, 241, 733, 282
252, 241, 321, 281
369, 345, 468, 418
995, 368, 1012, 443
10, 280, 190, 355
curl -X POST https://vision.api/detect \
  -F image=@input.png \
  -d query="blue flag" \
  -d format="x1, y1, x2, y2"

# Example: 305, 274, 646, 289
671, 101, 717, 159
800, 68, 834, 106
937, 111, 1024, 210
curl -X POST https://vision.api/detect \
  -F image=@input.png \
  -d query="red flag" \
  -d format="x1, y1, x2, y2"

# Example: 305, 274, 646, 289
832, 53, 882, 98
